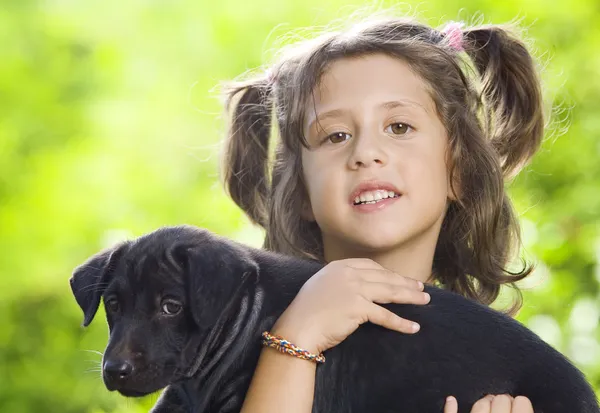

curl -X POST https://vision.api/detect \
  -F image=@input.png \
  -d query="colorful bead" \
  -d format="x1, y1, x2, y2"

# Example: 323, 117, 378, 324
261, 331, 326, 364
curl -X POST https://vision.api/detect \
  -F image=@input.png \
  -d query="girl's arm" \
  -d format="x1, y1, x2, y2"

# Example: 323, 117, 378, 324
239, 342, 317, 412
240, 258, 429, 413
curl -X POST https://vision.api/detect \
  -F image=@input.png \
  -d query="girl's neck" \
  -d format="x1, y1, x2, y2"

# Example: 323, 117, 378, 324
322, 231, 439, 285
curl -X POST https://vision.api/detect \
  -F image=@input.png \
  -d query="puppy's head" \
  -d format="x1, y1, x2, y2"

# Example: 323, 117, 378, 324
70, 225, 258, 397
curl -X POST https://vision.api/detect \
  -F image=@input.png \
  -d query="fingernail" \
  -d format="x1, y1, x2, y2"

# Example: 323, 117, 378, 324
412, 322, 420, 332
446, 396, 456, 403
424, 292, 430, 303
418, 281, 424, 289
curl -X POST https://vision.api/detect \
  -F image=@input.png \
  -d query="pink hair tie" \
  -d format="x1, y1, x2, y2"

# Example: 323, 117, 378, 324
442, 21, 465, 52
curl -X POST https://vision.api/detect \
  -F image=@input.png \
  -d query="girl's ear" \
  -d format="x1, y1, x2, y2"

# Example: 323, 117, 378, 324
298, 178, 316, 221
447, 178, 460, 201
300, 198, 315, 222
445, 149, 461, 202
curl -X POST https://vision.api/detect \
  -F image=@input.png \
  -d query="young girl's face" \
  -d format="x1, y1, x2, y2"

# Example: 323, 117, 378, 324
301, 53, 453, 259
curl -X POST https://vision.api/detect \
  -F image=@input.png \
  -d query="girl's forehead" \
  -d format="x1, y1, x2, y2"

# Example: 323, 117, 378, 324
307, 54, 436, 121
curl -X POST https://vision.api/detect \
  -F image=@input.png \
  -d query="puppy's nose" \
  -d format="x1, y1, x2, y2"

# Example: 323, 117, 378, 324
104, 359, 134, 382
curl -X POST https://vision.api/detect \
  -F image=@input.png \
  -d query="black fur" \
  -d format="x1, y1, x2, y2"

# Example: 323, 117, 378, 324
70, 225, 599, 413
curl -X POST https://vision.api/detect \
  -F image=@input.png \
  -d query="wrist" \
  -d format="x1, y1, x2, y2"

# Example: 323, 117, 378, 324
271, 319, 324, 355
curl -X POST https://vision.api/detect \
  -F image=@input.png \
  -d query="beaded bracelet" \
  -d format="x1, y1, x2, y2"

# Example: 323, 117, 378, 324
261, 331, 326, 364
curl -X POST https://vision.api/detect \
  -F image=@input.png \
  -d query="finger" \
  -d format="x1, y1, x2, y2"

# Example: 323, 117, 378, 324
366, 303, 420, 334
471, 396, 492, 413
349, 267, 424, 290
362, 282, 430, 305
512, 396, 533, 412
444, 396, 458, 413
490, 395, 512, 412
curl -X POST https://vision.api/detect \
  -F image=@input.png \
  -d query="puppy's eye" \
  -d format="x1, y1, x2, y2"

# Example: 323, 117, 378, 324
105, 298, 119, 313
161, 300, 182, 316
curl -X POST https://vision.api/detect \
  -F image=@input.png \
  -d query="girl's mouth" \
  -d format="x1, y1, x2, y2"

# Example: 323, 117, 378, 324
352, 193, 401, 212
353, 190, 400, 205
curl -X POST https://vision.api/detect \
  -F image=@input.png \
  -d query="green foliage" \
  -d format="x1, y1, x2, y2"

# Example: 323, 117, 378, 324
1, 0, 599, 411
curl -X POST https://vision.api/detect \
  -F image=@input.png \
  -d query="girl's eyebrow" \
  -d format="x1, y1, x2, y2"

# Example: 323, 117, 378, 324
308, 99, 430, 129
308, 108, 346, 130
379, 99, 429, 114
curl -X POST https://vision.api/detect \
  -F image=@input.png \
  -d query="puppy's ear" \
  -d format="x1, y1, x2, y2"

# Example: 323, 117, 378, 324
70, 243, 127, 327
183, 241, 259, 328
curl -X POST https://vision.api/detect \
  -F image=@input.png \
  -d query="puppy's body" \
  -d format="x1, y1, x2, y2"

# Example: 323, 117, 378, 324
70, 226, 599, 413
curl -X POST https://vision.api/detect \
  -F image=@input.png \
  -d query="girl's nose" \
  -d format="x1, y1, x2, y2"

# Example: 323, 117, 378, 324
347, 133, 387, 169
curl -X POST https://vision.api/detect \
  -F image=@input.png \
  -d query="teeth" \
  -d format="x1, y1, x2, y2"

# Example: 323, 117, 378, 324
354, 190, 398, 205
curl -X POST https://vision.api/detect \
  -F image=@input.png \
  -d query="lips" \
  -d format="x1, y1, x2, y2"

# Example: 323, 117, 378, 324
348, 180, 402, 205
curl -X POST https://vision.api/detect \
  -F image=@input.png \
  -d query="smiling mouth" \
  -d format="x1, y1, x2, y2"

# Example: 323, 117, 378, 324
353, 191, 401, 205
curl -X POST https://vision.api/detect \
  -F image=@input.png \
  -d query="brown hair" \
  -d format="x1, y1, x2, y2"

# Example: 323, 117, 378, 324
220, 15, 545, 314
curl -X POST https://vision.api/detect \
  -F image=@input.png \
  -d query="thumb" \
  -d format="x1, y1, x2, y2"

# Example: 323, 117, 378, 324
444, 396, 458, 413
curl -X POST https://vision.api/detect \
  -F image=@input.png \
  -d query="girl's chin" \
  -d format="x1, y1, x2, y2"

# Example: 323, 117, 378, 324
322, 224, 421, 256
345, 234, 413, 255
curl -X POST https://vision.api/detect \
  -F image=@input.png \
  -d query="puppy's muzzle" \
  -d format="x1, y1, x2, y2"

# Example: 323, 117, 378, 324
102, 352, 151, 397
103, 356, 138, 391
103, 358, 134, 388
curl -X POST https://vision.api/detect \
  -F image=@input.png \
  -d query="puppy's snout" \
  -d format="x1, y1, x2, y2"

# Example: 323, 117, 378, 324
103, 359, 134, 386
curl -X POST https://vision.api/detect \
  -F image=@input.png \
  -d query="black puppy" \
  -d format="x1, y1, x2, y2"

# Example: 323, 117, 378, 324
70, 225, 599, 413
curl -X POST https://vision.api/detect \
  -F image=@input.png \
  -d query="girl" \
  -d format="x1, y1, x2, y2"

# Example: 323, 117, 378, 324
220, 12, 545, 413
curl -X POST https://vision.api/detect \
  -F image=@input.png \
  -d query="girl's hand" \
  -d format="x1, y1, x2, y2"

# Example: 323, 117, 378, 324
444, 395, 534, 413
271, 258, 430, 354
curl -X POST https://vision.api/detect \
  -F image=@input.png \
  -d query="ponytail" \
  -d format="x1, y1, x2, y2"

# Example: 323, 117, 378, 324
221, 75, 274, 228
463, 25, 545, 179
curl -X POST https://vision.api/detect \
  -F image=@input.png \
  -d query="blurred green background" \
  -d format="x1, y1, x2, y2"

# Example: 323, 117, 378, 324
1, 0, 599, 411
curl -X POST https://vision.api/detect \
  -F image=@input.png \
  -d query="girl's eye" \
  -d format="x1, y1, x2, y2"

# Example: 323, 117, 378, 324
105, 298, 119, 313
385, 122, 412, 136
325, 132, 351, 144
161, 300, 183, 316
